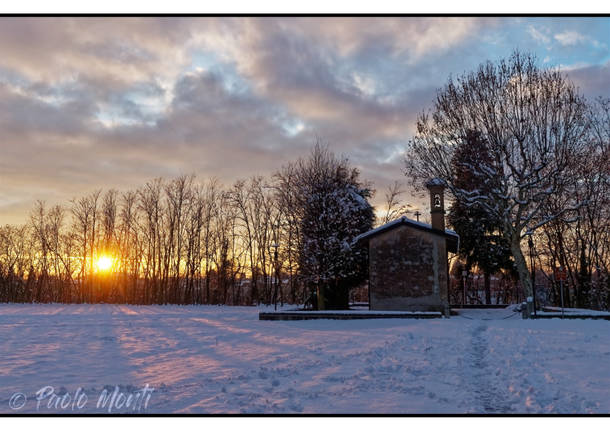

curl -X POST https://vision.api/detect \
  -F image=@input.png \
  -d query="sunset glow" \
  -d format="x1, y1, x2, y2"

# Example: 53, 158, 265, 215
95, 255, 113, 273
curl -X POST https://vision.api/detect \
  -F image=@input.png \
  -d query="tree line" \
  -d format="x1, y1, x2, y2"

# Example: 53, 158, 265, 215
0, 144, 373, 307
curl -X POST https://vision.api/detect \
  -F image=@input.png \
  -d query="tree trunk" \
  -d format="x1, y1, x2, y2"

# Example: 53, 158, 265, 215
511, 236, 532, 300
484, 271, 491, 305
316, 283, 325, 310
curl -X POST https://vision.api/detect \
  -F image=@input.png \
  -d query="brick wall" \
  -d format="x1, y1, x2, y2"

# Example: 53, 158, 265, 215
368, 224, 448, 312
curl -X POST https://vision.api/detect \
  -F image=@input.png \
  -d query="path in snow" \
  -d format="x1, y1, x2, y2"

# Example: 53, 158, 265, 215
468, 323, 512, 413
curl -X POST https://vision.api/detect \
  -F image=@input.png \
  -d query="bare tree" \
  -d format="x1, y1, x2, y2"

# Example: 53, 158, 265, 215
138, 178, 164, 304
118, 191, 139, 302
405, 51, 591, 298
379, 181, 411, 225
274, 164, 305, 303
535, 97, 610, 308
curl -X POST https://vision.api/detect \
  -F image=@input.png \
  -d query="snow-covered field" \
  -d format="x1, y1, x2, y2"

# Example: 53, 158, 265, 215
1, 304, 609, 414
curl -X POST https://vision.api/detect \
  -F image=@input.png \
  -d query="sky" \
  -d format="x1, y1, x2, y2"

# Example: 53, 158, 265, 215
1, 16, 609, 224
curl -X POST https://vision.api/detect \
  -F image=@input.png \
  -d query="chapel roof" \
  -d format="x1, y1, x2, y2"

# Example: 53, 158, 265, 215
355, 216, 459, 253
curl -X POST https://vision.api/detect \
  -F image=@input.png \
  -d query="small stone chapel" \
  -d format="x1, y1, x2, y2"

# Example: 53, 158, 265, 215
355, 179, 459, 315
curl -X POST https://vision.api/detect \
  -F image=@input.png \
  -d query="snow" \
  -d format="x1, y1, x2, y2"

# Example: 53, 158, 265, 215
539, 307, 610, 317
355, 216, 458, 243
426, 178, 446, 187
1, 304, 609, 414
347, 186, 369, 209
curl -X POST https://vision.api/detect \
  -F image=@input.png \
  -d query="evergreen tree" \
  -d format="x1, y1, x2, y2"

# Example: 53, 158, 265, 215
294, 144, 375, 309
447, 130, 514, 304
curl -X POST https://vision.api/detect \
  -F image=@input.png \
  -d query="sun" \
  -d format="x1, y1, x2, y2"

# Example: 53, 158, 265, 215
95, 255, 113, 273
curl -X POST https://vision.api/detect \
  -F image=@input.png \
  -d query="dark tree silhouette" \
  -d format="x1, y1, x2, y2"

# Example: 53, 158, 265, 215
447, 130, 514, 304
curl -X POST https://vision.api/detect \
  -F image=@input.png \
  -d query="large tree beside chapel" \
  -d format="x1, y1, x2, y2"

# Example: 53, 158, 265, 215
281, 143, 375, 310
405, 51, 591, 299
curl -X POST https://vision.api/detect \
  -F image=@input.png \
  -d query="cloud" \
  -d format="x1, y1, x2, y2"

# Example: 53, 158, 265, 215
554, 31, 587, 46
0, 17, 609, 224
527, 25, 551, 45
564, 60, 610, 99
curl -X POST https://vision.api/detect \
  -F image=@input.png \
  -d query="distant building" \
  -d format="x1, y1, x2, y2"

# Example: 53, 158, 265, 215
355, 179, 459, 315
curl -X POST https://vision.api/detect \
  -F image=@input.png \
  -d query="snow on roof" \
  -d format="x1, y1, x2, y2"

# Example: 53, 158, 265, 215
426, 178, 446, 187
354, 216, 459, 244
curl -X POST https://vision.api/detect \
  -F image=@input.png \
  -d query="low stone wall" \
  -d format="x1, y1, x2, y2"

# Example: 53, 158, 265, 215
259, 310, 443, 321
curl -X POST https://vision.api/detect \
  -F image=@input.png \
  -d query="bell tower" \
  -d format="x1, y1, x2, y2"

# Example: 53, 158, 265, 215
426, 178, 446, 231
